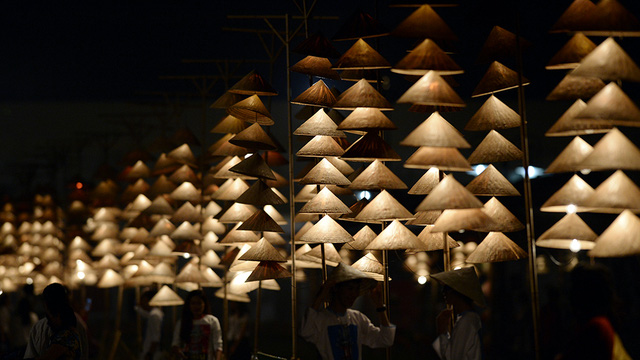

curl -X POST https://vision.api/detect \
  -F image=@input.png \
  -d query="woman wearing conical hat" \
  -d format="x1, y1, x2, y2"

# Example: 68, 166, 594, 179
300, 263, 396, 360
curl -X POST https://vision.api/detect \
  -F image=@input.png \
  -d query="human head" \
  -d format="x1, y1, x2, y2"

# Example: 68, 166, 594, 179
324, 263, 376, 311
180, 290, 211, 343
331, 279, 362, 310
140, 288, 157, 311
430, 267, 486, 307
42, 283, 76, 330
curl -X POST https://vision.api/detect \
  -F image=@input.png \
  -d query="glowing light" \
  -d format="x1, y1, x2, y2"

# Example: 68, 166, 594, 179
26, 278, 33, 285
454, 266, 462, 270
417, 276, 427, 285
580, 168, 591, 175
77, 271, 86, 280
458, 229, 465, 234
244, 153, 253, 159
515, 166, 545, 179
75, 182, 83, 190
474, 164, 486, 176
569, 239, 581, 253
566, 204, 577, 214
0, 290, 3, 295
356, 191, 371, 201
183, 253, 191, 259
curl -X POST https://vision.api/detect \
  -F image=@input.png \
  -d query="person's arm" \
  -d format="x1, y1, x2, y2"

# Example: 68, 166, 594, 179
209, 316, 223, 360
358, 310, 396, 349
370, 284, 390, 327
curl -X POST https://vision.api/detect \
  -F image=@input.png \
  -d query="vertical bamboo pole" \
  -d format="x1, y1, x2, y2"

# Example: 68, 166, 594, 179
253, 281, 263, 359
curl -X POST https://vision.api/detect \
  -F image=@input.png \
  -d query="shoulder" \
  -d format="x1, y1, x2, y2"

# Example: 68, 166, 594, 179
203, 314, 221, 326
151, 308, 164, 318
457, 311, 482, 329
346, 309, 369, 322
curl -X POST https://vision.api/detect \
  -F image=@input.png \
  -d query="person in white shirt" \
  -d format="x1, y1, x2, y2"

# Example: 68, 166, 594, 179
300, 263, 396, 360
135, 289, 164, 360
172, 290, 223, 360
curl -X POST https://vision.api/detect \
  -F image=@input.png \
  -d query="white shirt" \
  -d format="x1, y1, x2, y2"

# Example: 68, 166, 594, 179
172, 314, 223, 360
24, 313, 89, 360
135, 306, 164, 360
300, 308, 396, 360
433, 311, 482, 360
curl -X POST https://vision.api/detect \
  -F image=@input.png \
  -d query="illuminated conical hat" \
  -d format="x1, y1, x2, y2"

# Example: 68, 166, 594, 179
294, 32, 341, 58
169, 165, 199, 184
236, 180, 285, 207
209, 134, 249, 157
170, 182, 200, 203
170, 221, 202, 241
300, 158, 351, 186
400, 112, 470, 148
213, 157, 252, 180
129, 194, 152, 212
476, 26, 531, 64
299, 215, 353, 244
175, 261, 207, 284
201, 249, 222, 267
338, 107, 396, 132
147, 262, 176, 283
340, 132, 401, 162
219, 224, 259, 245
229, 124, 277, 151
431, 208, 496, 233
229, 153, 276, 180
466, 232, 527, 263
390, 4, 457, 41
419, 175, 483, 210
95, 254, 121, 270
349, 160, 406, 190
583, 170, 640, 213
239, 238, 286, 262
219, 203, 258, 223
366, 220, 423, 250
96, 268, 124, 288
246, 261, 292, 282
589, 0, 640, 36
170, 202, 202, 224
465, 95, 521, 131
237, 210, 283, 233
406, 210, 443, 226
294, 109, 345, 138
325, 157, 354, 176
291, 56, 341, 80
546, 74, 606, 102
550, 0, 598, 33
467, 130, 523, 164
299, 187, 351, 214
211, 91, 245, 110
392, 39, 462, 75
227, 95, 273, 126
148, 285, 184, 307
472, 61, 530, 97
126, 160, 150, 180
415, 225, 458, 251
572, 37, 640, 82
466, 165, 520, 196
332, 38, 390, 70
536, 213, 597, 250
228, 70, 278, 96
590, 210, 640, 257
297, 136, 345, 158
574, 82, 640, 127
200, 231, 222, 251
339, 199, 371, 223
332, 11, 389, 41
263, 205, 287, 226
292, 80, 337, 107
355, 190, 414, 221
304, 243, 343, 267
212, 179, 248, 201
203, 201, 223, 218
167, 144, 198, 168
541, 175, 595, 212
121, 180, 150, 204
405, 147, 472, 171
148, 176, 177, 198
342, 225, 377, 251
409, 168, 440, 195
351, 253, 385, 281
332, 79, 393, 111
546, 33, 597, 70
579, 128, 640, 171
69, 236, 91, 251
545, 99, 611, 136
397, 71, 465, 108
476, 197, 524, 232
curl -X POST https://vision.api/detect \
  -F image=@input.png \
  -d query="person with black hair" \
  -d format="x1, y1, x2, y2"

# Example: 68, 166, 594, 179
135, 288, 164, 360
171, 290, 223, 360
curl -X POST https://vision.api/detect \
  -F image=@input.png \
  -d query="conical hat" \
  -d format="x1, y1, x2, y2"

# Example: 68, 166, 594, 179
406, 210, 443, 226
148, 176, 177, 198
392, 38, 462, 75
466, 165, 520, 196
229, 153, 276, 180
170, 202, 202, 224
237, 210, 284, 233
148, 285, 184, 307
299, 187, 351, 214
415, 225, 458, 251
300, 158, 351, 186
229, 123, 277, 151
431, 208, 496, 233
342, 225, 377, 251
236, 180, 286, 207
572, 37, 640, 82
405, 147, 472, 172
293, 32, 341, 58
338, 69, 378, 82
332, 38, 390, 70
301, 242, 343, 266
587, 0, 640, 37
210, 91, 245, 109
418, 175, 483, 210
299, 215, 353, 244
339, 199, 372, 223
390, 4, 457, 41
128, 193, 152, 212
348, 160, 407, 190
468, 130, 523, 164
574, 82, 640, 127
297, 136, 345, 158
546, 74, 606, 102
291, 80, 337, 107
472, 61, 530, 97
355, 190, 414, 221
203, 202, 223, 218
121, 180, 150, 204
126, 160, 150, 180
291, 56, 341, 80
590, 210, 640, 257
397, 71, 465, 108
294, 109, 345, 138
228, 70, 278, 96
170, 182, 200, 203
246, 261, 292, 282
213, 179, 250, 201
401, 112, 470, 148
332, 79, 393, 111
545, 99, 611, 136
201, 250, 222, 268
332, 11, 389, 41
550, 0, 598, 33
476, 26, 532, 64
209, 134, 249, 158
175, 261, 208, 284
351, 253, 386, 281
584, 170, 640, 213
430, 267, 485, 306
579, 128, 640, 171
366, 220, 423, 250
536, 213, 597, 250
338, 107, 396, 132
466, 232, 527, 263
476, 197, 524, 232
546, 33, 597, 70
219, 224, 259, 245
294, 185, 317, 203
219, 203, 258, 223
239, 238, 287, 262
409, 168, 440, 195
168, 165, 199, 185
541, 175, 595, 212
465, 95, 521, 131
340, 132, 401, 162
170, 222, 202, 241
227, 95, 273, 125
167, 144, 198, 168
152, 154, 181, 176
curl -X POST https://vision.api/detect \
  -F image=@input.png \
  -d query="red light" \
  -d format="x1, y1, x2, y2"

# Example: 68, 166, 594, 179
75, 182, 83, 190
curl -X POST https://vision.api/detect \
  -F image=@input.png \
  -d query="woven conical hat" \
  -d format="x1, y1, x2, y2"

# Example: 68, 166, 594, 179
299, 187, 351, 214
476, 25, 531, 63
390, 4, 457, 41
431, 208, 495, 233
167, 144, 198, 168
405, 147, 472, 171
546, 74, 606, 102
546, 33, 597, 70
152, 154, 181, 176
392, 39, 462, 75
229, 124, 277, 151
121, 180, 150, 204
213, 179, 249, 201
239, 238, 286, 262
246, 261, 292, 282
294, 32, 341, 58
466, 232, 527, 263
227, 95, 273, 126
126, 160, 150, 180
228, 70, 278, 96
574, 82, 640, 127
294, 109, 345, 138
143, 196, 174, 216
415, 225, 458, 251
572, 37, 640, 82
300, 158, 351, 186
476, 197, 524, 232
292, 80, 338, 107
291, 56, 341, 80
323, 157, 353, 176
297, 136, 345, 158
299, 215, 353, 244
545, 99, 611, 137
340, 132, 401, 162
590, 210, 640, 257
237, 210, 284, 233
465, 95, 521, 131
587, 0, 640, 37
219, 203, 258, 223
332, 11, 389, 41
430, 267, 485, 306
579, 128, 640, 171
236, 180, 286, 207
409, 168, 440, 195
209, 134, 249, 158
406, 210, 443, 226
332, 38, 390, 70
175, 262, 208, 284
342, 225, 377, 251
472, 61, 530, 97
356, 190, 414, 221
229, 153, 276, 180
550, 0, 598, 33
170, 222, 202, 241
338, 107, 397, 132
541, 175, 595, 212
466, 165, 520, 196
219, 225, 259, 245
419, 175, 483, 210
339, 199, 372, 223
300, 242, 342, 266
168, 165, 199, 185
148, 285, 184, 306
351, 253, 385, 281
348, 160, 407, 190
203, 202, 223, 219
366, 220, 423, 250
332, 79, 393, 111
170, 202, 202, 224
148, 176, 177, 198
294, 185, 317, 203
536, 213, 597, 250
210, 91, 245, 109
397, 71, 465, 108
468, 130, 523, 164
170, 182, 200, 203
584, 170, 640, 213
401, 112, 469, 148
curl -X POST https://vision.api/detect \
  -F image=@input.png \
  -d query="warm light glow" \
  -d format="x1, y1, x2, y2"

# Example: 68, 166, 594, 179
453, 266, 462, 270
356, 190, 371, 201
566, 204, 577, 214
182, 253, 191, 259
417, 276, 427, 285
244, 153, 253, 159
77, 271, 86, 280
569, 239, 581, 253
580, 168, 591, 175
0, 290, 3, 295
474, 164, 486, 176
26, 278, 33, 285
458, 229, 465, 234
75, 182, 83, 190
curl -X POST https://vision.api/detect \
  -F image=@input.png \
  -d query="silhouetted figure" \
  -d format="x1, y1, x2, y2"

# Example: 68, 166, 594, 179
135, 289, 163, 360
171, 290, 223, 360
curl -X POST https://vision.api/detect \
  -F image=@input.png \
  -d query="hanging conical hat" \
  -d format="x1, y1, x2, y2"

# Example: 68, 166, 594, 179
219, 225, 259, 245
587, 0, 640, 36
475, 197, 524, 232
152, 154, 181, 176
229, 153, 276, 180
572, 37, 640, 82
95, 254, 121, 271
168, 165, 199, 185
200, 249, 222, 268
213, 179, 249, 201
332, 79, 393, 111
170, 222, 202, 241
579, 128, 640, 171
239, 238, 287, 262
349, 160, 406, 190
332, 38, 390, 70
405, 147, 472, 171
297, 135, 345, 158
300, 158, 351, 186
337, 108, 396, 134
546, 74, 606, 102
340, 132, 401, 162
338, 69, 378, 83
147, 262, 177, 283
126, 161, 150, 180
545, 99, 611, 136
550, 0, 598, 33
246, 261, 292, 282
409, 168, 440, 195
583, 170, 640, 213
466, 232, 527, 263
390, 4, 457, 41
208, 134, 249, 158
431, 208, 495, 233
291, 80, 338, 107
465, 95, 521, 131
590, 210, 640, 257
170, 202, 202, 224
175, 261, 208, 284
339, 198, 371, 223
351, 253, 386, 281
210, 91, 245, 109
356, 190, 414, 221
294, 109, 345, 138
227, 95, 273, 126
170, 182, 200, 203
401, 112, 470, 148
472, 61, 530, 97
574, 82, 640, 127
213, 157, 252, 180
203, 202, 223, 218
332, 11, 389, 41
148, 285, 184, 307
263, 205, 287, 226
397, 71, 465, 108
236, 180, 286, 207
291, 56, 341, 80
468, 130, 523, 164
431, 267, 485, 306
466, 165, 520, 196
128, 194, 152, 212
541, 175, 595, 212
406, 210, 443, 226
365, 220, 423, 250
228, 70, 278, 96
236, 209, 284, 233
121, 180, 150, 204
325, 157, 354, 176
294, 32, 341, 58
229, 124, 277, 151
414, 225, 458, 251
299, 187, 351, 214
419, 175, 483, 211
299, 215, 353, 244
392, 39, 462, 76
536, 213, 597, 250
546, 33, 597, 70
167, 144, 197, 168
476, 26, 531, 64
342, 225, 377, 251
219, 203, 258, 223
148, 176, 177, 199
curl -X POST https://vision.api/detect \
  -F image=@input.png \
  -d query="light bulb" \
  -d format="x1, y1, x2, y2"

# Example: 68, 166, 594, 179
77, 271, 86, 280
566, 204, 577, 214
417, 276, 427, 285
569, 239, 581, 253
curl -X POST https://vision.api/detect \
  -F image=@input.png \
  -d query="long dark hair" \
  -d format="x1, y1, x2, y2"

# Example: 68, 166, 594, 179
42, 283, 76, 330
179, 290, 211, 344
